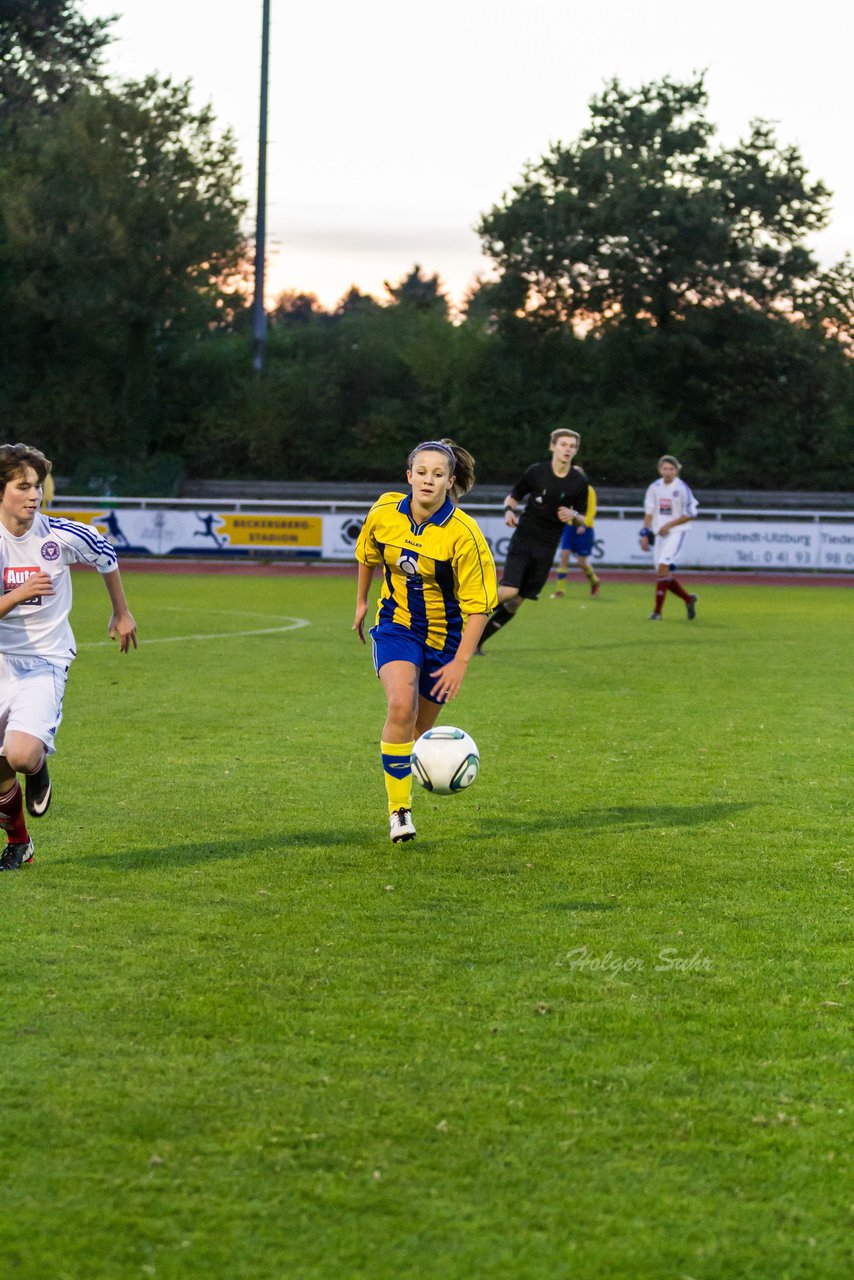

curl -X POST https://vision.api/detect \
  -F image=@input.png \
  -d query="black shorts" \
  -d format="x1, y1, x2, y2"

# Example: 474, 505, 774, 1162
500, 534, 557, 601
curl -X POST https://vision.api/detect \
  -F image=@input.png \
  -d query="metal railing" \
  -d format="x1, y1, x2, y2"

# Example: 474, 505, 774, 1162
51, 495, 854, 522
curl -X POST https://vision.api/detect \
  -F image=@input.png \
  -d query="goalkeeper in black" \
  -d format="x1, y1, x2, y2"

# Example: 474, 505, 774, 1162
476, 429, 589, 653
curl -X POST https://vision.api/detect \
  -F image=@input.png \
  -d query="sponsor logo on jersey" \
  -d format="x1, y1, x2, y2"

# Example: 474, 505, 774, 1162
660, 500, 673, 514
40, 541, 60, 561
3, 565, 43, 605
397, 551, 421, 580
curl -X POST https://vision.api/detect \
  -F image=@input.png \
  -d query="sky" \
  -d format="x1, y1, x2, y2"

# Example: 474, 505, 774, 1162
81, 0, 853, 309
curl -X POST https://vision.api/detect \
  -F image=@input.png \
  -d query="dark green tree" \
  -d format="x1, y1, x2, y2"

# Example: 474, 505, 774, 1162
384, 264, 449, 316
479, 74, 842, 331
269, 289, 324, 327
335, 285, 382, 317
0, 0, 111, 117
0, 77, 247, 467
474, 75, 854, 489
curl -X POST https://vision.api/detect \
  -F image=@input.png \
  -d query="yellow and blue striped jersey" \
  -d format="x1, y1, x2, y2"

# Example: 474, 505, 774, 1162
356, 492, 498, 651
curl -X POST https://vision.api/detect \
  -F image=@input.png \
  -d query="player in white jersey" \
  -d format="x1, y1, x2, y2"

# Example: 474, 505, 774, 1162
0, 443, 137, 870
640, 455, 699, 621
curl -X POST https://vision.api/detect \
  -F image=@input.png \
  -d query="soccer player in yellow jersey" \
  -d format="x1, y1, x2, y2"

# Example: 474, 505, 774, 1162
551, 483, 601, 597
353, 440, 498, 843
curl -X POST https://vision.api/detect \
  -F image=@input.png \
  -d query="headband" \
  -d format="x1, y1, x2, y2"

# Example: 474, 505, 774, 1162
408, 440, 456, 468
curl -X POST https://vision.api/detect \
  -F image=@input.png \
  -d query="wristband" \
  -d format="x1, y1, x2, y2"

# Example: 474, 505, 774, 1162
640, 527, 655, 545
504, 504, 516, 513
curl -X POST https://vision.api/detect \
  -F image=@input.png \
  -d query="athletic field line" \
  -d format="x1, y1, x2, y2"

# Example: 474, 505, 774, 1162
78, 614, 311, 648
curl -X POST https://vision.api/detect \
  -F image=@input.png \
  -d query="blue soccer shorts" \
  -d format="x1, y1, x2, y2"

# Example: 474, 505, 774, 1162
370, 622, 458, 704
560, 524, 595, 557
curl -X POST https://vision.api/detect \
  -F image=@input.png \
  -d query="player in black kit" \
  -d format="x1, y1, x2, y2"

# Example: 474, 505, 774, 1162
476, 429, 589, 653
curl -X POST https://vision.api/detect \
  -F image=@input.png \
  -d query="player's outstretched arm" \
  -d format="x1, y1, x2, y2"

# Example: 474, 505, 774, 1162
102, 568, 138, 653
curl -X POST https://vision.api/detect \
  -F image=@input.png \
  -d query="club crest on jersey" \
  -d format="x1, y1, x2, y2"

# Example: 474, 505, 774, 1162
397, 551, 422, 582
40, 541, 60, 561
3, 566, 43, 605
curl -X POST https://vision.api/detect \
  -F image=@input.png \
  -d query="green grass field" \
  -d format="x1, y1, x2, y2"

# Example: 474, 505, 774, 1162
2, 569, 851, 1280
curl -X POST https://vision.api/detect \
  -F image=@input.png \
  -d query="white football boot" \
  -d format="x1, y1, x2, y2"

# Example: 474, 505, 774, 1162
389, 808, 416, 843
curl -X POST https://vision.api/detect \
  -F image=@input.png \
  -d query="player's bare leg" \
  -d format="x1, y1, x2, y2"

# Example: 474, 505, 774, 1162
415, 695, 443, 740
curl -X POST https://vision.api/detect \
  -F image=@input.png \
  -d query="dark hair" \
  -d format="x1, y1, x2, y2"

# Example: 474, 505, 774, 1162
0, 443, 51, 492
441, 438, 476, 499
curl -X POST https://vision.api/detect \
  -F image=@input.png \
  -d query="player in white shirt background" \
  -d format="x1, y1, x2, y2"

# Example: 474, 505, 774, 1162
0, 443, 137, 870
640, 455, 699, 621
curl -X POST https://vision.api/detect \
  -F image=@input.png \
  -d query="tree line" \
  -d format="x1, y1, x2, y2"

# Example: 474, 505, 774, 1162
1, 3, 852, 493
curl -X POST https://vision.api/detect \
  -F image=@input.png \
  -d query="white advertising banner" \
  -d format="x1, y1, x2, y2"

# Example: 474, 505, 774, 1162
50, 506, 852, 572
322, 512, 369, 560
51, 507, 325, 557
814, 523, 854, 572
475, 515, 847, 571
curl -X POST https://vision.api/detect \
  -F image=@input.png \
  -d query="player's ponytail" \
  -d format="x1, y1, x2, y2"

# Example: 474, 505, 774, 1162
441, 439, 476, 500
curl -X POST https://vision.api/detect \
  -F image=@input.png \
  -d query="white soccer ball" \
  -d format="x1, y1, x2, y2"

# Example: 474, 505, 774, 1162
411, 726, 480, 795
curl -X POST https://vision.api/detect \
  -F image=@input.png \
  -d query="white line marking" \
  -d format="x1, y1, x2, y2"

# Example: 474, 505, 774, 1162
156, 607, 293, 621
79, 615, 311, 647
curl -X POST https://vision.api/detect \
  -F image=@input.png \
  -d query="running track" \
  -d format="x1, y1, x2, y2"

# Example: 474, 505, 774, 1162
108, 560, 852, 588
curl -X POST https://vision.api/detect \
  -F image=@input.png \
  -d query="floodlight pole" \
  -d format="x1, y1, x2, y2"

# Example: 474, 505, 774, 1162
252, 0, 271, 375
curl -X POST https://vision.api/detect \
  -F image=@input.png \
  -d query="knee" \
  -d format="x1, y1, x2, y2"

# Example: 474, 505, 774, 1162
386, 690, 417, 727
6, 745, 44, 775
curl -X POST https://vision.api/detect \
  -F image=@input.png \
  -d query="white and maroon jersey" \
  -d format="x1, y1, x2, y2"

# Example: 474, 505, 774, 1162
643, 477, 699, 535
0, 514, 117, 663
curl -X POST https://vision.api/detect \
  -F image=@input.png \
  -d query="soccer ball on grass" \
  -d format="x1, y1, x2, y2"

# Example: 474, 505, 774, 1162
411, 726, 479, 795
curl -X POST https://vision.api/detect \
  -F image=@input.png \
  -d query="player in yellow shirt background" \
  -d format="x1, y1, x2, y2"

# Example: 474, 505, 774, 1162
39, 469, 55, 511
353, 440, 497, 843
551, 482, 601, 598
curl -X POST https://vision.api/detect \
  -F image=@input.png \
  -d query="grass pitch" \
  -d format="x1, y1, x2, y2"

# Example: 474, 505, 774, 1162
2, 570, 851, 1280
